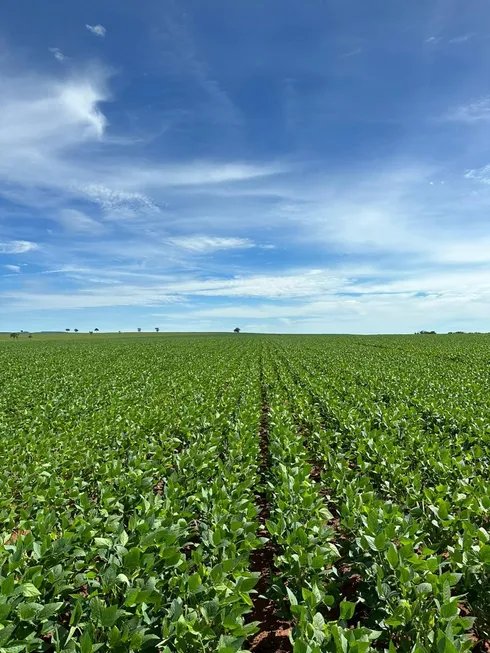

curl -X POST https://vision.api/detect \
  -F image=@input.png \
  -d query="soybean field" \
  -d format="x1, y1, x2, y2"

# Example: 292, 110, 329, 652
1, 333, 490, 653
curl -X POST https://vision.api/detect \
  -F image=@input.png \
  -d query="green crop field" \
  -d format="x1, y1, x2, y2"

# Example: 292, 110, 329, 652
1, 333, 490, 653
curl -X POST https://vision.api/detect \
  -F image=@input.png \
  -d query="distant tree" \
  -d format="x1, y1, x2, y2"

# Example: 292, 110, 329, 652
118, 330, 122, 334
89, 331, 93, 335
20, 330, 24, 333
10, 333, 19, 339
28, 334, 33, 339
74, 329, 79, 333
94, 328, 99, 332
137, 328, 142, 333
155, 327, 160, 333
233, 327, 241, 334
65, 328, 70, 332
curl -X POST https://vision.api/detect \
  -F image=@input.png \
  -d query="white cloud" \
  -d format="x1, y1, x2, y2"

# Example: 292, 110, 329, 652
449, 33, 474, 44
5, 259, 490, 334
0, 240, 38, 254
167, 236, 256, 253
465, 165, 490, 183
0, 62, 284, 237
86, 24, 106, 38
2, 290, 182, 311
49, 48, 67, 63
54, 209, 104, 234
446, 97, 490, 122
76, 183, 159, 213
340, 48, 362, 58
107, 162, 285, 190
4, 264, 20, 273
0, 69, 108, 182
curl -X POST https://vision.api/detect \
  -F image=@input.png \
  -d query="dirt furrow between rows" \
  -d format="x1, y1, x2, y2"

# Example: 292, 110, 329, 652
246, 365, 292, 653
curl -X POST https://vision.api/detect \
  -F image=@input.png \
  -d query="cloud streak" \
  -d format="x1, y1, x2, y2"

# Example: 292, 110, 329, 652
0, 241, 38, 254
446, 98, 490, 122
167, 236, 256, 253
49, 48, 68, 63
86, 24, 106, 37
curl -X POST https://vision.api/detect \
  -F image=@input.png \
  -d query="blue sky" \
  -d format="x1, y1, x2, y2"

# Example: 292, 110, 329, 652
2, 0, 490, 333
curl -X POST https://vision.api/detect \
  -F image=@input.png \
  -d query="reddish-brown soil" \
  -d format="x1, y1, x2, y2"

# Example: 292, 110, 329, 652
5, 528, 31, 544
245, 399, 292, 652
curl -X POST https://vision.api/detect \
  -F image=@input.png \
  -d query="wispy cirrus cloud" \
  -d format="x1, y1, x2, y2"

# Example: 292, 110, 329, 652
86, 24, 106, 38
53, 209, 104, 234
449, 33, 474, 44
340, 48, 362, 58
446, 97, 490, 122
4, 264, 21, 273
48, 47, 67, 63
0, 63, 281, 228
0, 240, 38, 254
167, 236, 256, 253
75, 184, 160, 214
3, 0, 490, 335
426, 34, 475, 46
464, 165, 490, 183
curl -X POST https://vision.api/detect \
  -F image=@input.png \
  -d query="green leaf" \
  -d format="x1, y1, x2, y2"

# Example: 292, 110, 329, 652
286, 587, 298, 606
21, 583, 40, 597
293, 640, 309, 653
188, 573, 201, 593
437, 500, 449, 521
94, 537, 111, 548
437, 629, 459, 653
17, 601, 43, 621
374, 532, 386, 551
0, 625, 15, 647
479, 545, 490, 564
38, 602, 63, 619
217, 634, 245, 652
339, 600, 356, 621
386, 543, 399, 568
478, 527, 489, 543
236, 576, 258, 593
108, 626, 121, 648
416, 583, 432, 595
313, 611, 325, 629
123, 547, 141, 570
81, 629, 93, 653
119, 531, 129, 547
70, 600, 83, 626
1, 575, 15, 597
440, 600, 459, 619
0, 604, 11, 619
100, 604, 119, 627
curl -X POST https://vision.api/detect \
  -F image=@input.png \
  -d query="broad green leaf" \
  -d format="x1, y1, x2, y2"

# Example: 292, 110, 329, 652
339, 600, 356, 621
21, 583, 40, 598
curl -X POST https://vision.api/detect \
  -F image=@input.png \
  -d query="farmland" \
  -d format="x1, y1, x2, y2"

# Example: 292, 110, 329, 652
1, 333, 490, 652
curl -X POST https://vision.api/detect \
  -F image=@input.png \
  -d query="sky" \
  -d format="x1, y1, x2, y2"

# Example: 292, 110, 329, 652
1, 0, 490, 334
